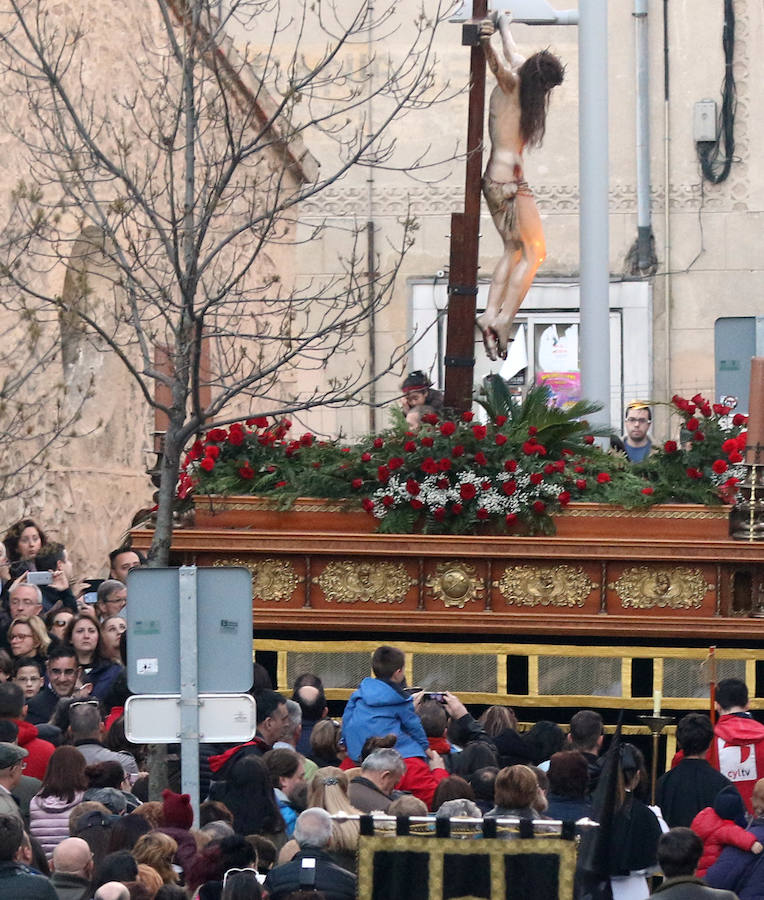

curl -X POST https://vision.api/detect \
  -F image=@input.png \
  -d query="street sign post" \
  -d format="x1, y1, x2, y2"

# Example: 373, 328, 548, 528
126, 566, 254, 822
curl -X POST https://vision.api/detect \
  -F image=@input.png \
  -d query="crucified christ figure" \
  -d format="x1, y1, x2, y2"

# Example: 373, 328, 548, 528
477, 13, 564, 361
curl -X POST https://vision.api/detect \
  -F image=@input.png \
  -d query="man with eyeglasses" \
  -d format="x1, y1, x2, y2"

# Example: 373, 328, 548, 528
613, 401, 653, 463
26, 646, 91, 727
0, 743, 28, 825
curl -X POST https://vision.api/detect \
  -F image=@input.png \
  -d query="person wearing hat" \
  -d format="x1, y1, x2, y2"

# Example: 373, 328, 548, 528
611, 401, 653, 463
400, 371, 443, 414
157, 788, 198, 879
0, 741, 28, 824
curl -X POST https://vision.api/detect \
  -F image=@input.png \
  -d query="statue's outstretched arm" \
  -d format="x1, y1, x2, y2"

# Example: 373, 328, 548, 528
495, 12, 526, 71
480, 18, 518, 92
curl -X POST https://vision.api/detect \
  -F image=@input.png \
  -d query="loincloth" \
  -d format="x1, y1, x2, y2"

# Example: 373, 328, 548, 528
482, 176, 534, 239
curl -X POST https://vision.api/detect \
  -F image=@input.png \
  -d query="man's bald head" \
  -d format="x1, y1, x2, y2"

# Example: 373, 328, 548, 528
294, 684, 327, 722
53, 837, 93, 876
94, 883, 130, 900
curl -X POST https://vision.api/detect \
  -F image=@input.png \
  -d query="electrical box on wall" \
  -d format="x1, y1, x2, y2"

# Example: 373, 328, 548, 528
694, 99, 717, 143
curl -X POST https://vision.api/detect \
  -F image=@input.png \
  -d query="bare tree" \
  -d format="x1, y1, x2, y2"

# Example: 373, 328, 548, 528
0, 0, 458, 563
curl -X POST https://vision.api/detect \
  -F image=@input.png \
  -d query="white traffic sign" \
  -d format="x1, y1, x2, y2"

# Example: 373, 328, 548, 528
124, 693, 256, 743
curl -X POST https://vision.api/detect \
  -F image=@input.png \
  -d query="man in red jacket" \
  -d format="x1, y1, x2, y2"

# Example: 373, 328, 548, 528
708, 678, 764, 813
0, 684, 53, 781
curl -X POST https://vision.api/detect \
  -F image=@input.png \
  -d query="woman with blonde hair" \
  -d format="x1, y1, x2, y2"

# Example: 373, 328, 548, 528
278, 766, 361, 872
8, 615, 50, 662
132, 831, 179, 884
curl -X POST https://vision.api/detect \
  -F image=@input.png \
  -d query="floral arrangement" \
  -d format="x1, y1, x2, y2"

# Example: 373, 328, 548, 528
177, 382, 749, 536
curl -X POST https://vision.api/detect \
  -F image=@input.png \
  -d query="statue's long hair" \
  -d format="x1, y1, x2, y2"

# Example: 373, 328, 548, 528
519, 50, 565, 148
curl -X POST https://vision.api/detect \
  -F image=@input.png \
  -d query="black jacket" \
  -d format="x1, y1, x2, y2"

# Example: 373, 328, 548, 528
264, 848, 357, 900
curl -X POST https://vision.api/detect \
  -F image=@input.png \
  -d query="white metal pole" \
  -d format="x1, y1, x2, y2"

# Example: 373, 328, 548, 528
578, 0, 611, 431
178, 565, 200, 826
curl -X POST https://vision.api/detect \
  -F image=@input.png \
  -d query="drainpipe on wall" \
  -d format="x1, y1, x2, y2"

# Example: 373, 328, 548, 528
663, 0, 672, 403
633, 0, 655, 274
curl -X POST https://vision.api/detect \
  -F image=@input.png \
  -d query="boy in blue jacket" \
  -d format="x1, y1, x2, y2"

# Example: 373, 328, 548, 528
342, 645, 429, 764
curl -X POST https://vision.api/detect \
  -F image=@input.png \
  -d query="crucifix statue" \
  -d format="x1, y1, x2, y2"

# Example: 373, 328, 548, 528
477, 12, 564, 361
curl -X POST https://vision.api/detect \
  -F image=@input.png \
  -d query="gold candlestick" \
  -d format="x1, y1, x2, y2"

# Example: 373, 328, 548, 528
638, 714, 674, 806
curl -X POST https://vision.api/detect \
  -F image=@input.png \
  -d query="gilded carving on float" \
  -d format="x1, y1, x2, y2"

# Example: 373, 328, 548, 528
214, 557, 301, 602
497, 565, 594, 608
316, 561, 413, 604
426, 562, 484, 609
610, 567, 711, 609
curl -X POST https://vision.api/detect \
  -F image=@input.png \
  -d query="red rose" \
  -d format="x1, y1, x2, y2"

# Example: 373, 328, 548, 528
686, 404, 696, 415
422, 413, 439, 425
574, 465, 585, 474
495, 415, 507, 426
712, 460, 728, 474
451, 503, 463, 515
377, 465, 390, 482
461, 411, 475, 422
422, 457, 438, 475
440, 421, 457, 436
420, 437, 434, 447
732, 413, 748, 426
700, 403, 712, 418
298, 433, 312, 447
205, 445, 220, 460
238, 463, 254, 479
693, 431, 705, 442
558, 490, 571, 506
382, 495, 395, 507
275, 480, 288, 487
373, 437, 384, 449
206, 428, 227, 442
664, 441, 678, 453
472, 425, 487, 440
728, 451, 743, 463
505, 513, 518, 525
434, 507, 446, 522
596, 472, 611, 484
576, 479, 587, 490
524, 426, 537, 438
737, 432, 748, 450
691, 393, 705, 405
713, 404, 731, 416
460, 483, 477, 500
641, 487, 654, 495
495, 434, 508, 446
361, 452, 372, 462
532, 500, 545, 513
530, 472, 543, 485
522, 441, 537, 456
451, 445, 465, 458
406, 479, 421, 496
404, 441, 417, 452
438, 458, 452, 472
672, 394, 688, 410
200, 457, 215, 472
502, 480, 516, 496
311, 462, 321, 469
474, 452, 487, 466
481, 480, 491, 490
351, 478, 364, 489
504, 460, 518, 473
410, 499, 424, 510
437, 477, 449, 489
685, 418, 699, 432
362, 498, 375, 512
476, 508, 489, 520
686, 467, 703, 479
583, 435, 595, 445
388, 457, 404, 470
251, 416, 269, 428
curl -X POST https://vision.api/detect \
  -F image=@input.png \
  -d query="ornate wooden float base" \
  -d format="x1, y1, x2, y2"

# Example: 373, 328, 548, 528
131, 499, 763, 641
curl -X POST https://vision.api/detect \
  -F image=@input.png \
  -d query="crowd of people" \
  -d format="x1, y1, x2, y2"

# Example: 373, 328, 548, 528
0, 517, 760, 899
